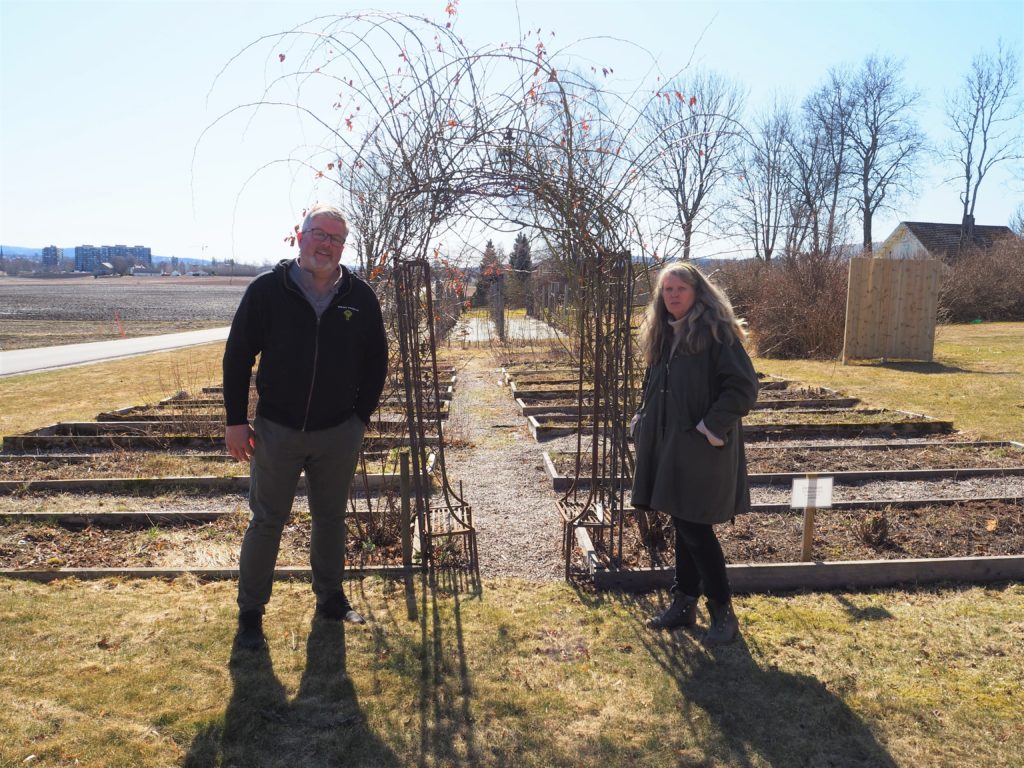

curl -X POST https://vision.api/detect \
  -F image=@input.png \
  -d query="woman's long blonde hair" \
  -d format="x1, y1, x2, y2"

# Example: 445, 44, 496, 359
639, 262, 746, 365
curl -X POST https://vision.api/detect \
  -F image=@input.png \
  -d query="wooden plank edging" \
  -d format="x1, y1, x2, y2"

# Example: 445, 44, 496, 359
0, 564, 424, 583
0, 471, 408, 496
541, 450, 1024, 492
592, 555, 1024, 593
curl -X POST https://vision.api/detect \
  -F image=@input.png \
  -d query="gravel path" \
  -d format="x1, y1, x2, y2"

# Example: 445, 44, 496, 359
442, 349, 564, 581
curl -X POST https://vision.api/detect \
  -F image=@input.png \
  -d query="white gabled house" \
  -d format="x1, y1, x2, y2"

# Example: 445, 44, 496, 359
876, 220, 1015, 261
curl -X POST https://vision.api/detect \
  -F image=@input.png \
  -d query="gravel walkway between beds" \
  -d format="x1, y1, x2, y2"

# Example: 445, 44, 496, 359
442, 350, 565, 581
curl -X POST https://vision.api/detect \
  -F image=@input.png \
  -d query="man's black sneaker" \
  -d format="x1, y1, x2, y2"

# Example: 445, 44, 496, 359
235, 609, 267, 650
315, 594, 366, 625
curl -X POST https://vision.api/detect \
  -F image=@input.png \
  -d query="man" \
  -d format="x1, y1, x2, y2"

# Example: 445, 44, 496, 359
223, 204, 388, 650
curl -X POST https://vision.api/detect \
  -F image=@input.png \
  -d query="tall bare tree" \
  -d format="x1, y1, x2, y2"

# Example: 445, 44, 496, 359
642, 70, 745, 259
848, 55, 926, 252
945, 41, 1023, 252
730, 101, 794, 261
784, 68, 855, 258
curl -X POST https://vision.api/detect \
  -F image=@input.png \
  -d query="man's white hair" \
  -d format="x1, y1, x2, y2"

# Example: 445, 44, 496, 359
301, 205, 348, 234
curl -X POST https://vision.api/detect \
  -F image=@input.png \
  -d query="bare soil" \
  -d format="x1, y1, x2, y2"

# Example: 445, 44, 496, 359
0, 506, 402, 570
0, 453, 238, 481
610, 498, 1024, 568
549, 443, 1024, 476
743, 408, 934, 425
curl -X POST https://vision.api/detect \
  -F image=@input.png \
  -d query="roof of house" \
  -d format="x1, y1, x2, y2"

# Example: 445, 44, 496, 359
900, 221, 1014, 259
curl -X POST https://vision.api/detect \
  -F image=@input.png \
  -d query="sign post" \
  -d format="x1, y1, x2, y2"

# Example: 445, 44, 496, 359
791, 474, 834, 562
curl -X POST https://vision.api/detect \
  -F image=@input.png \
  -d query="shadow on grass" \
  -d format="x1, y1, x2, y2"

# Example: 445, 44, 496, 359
182, 620, 401, 768
862, 360, 972, 375
412, 567, 483, 768
367, 567, 488, 767
588, 590, 898, 767
184, 569, 486, 768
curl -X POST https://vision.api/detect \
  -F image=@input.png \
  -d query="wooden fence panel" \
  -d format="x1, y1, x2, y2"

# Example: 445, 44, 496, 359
843, 257, 942, 362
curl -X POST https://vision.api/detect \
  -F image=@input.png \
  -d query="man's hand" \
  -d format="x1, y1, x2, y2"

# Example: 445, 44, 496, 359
225, 423, 256, 462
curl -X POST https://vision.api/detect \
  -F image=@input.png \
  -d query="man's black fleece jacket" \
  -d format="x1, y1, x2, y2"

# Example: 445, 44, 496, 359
222, 259, 388, 431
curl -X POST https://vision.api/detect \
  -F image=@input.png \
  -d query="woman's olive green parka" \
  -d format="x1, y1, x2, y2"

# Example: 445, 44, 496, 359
630, 329, 759, 524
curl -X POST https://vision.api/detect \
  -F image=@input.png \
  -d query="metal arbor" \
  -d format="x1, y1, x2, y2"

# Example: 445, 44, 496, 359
393, 258, 478, 570
556, 248, 638, 577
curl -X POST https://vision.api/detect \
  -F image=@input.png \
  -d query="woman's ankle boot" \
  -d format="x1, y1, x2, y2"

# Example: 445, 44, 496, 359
647, 592, 698, 630
702, 598, 739, 647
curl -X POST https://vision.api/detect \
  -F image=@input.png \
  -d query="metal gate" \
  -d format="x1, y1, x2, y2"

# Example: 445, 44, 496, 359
556, 248, 638, 577
394, 258, 478, 570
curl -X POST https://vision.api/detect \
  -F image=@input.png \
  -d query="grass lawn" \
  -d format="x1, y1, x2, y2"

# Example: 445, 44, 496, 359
1, 576, 1021, 767
752, 322, 1024, 441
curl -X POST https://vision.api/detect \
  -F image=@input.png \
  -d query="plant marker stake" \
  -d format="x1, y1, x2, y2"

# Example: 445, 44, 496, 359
114, 310, 126, 337
801, 473, 817, 562
792, 473, 833, 562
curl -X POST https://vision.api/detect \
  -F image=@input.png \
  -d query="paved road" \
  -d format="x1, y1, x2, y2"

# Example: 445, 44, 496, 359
0, 327, 230, 377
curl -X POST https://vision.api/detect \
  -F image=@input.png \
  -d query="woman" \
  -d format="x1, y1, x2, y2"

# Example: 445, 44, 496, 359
631, 262, 759, 646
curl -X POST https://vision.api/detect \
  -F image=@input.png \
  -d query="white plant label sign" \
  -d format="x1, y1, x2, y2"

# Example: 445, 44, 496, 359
791, 476, 834, 509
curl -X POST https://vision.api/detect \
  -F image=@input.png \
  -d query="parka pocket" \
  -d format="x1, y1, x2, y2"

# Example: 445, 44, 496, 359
678, 427, 728, 488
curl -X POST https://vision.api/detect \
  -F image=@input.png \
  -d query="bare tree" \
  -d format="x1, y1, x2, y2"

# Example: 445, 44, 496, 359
945, 41, 1023, 252
847, 55, 926, 252
782, 68, 856, 257
1010, 202, 1024, 236
730, 101, 794, 261
642, 70, 745, 259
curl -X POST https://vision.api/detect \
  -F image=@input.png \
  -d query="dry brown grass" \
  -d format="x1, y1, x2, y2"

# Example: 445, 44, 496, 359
0, 343, 224, 439
0, 577, 1021, 767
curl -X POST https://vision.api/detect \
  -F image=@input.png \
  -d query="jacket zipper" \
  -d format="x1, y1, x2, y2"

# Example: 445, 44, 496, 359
302, 314, 321, 431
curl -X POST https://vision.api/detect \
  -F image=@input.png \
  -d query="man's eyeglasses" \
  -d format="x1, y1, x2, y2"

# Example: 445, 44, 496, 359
303, 228, 346, 247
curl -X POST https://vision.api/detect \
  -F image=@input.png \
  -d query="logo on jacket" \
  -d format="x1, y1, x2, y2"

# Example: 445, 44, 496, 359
338, 305, 360, 321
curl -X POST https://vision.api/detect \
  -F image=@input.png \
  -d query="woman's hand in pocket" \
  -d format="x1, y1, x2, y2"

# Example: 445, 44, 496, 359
696, 419, 725, 447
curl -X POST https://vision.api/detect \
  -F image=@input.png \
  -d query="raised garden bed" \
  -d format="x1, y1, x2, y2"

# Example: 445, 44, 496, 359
743, 407, 925, 425
544, 441, 1024, 491
527, 415, 587, 441
509, 382, 594, 399
567, 497, 1024, 591
515, 398, 593, 417
503, 372, 578, 386
0, 507, 406, 573
528, 409, 954, 443
0, 448, 436, 493
2, 432, 438, 453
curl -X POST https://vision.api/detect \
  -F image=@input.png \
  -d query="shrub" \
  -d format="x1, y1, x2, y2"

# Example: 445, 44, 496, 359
712, 259, 766, 323
715, 253, 848, 359
939, 237, 1024, 322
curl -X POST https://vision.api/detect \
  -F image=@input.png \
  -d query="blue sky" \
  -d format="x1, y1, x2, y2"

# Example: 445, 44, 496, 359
2, 0, 1021, 264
